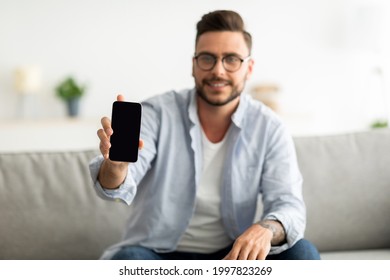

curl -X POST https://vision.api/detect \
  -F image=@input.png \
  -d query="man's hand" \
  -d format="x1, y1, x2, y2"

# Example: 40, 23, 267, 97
223, 224, 273, 260
223, 220, 286, 260
96, 94, 144, 189
97, 94, 144, 160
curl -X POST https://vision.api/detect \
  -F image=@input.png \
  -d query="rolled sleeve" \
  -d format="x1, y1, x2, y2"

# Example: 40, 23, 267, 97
262, 211, 304, 255
88, 155, 137, 205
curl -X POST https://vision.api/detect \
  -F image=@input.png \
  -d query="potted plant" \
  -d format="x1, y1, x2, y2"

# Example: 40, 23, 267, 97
371, 119, 388, 129
55, 77, 86, 117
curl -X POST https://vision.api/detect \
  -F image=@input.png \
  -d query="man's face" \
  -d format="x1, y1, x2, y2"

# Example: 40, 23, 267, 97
192, 31, 254, 107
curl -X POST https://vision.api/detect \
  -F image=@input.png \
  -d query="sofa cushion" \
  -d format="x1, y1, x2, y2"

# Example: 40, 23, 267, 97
0, 150, 129, 260
294, 129, 390, 253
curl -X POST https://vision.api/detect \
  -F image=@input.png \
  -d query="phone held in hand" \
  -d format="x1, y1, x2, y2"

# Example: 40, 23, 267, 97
109, 101, 142, 162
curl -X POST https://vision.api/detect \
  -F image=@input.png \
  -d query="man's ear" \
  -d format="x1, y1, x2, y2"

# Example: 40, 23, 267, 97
245, 58, 255, 81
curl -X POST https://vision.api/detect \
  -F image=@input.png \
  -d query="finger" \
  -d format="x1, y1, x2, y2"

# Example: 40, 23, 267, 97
117, 94, 125, 102
97, 128, 110, 147
248, 249, 260, 260
97, 129, 111, 157
139, 139, 144, 150
100, 117, 113, 136
99, 142, 109, 160
237, 248, 250, 260
257, 250, 267, 260
97, 128, 108, 142
255, 244, 270, 260
222, 252, 231, 260
224, 247, 239, 260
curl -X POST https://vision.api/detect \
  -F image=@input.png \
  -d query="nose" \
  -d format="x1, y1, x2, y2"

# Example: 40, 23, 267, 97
211, 58, 226, 76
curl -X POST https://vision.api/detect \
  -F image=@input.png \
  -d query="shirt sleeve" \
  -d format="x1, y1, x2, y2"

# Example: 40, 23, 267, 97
88, 155, 137, 205
260, 123, 305, 255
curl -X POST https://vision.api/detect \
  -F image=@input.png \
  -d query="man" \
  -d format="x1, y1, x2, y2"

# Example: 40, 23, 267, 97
89, 10, 320, 260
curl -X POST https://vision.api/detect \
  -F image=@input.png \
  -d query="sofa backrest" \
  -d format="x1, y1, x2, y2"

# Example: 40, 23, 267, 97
0, 150, 129, 260
295, 129, 390, 252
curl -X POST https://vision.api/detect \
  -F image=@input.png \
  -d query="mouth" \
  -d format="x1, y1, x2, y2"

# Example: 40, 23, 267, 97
205, 80, 230, 90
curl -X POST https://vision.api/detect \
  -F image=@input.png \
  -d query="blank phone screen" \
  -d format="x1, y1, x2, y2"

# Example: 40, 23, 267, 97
109, 101, 142, 162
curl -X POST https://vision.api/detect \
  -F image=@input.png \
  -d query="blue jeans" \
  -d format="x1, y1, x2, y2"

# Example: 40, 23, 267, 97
111, 239, 321, 260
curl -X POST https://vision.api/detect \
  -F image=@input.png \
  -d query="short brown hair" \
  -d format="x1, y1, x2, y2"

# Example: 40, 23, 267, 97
195, 10, 252, 53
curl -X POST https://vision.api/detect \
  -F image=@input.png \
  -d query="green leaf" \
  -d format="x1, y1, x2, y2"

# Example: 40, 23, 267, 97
55, 77, 86, 100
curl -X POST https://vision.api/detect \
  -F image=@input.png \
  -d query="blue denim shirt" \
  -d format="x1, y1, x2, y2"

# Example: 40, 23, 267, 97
89, 88, 305, 258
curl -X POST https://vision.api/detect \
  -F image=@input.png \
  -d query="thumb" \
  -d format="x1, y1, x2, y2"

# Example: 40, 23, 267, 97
117, 94, 125, 102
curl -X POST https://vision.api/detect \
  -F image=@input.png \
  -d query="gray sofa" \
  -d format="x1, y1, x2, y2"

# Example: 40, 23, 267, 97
1, 129, 389, 259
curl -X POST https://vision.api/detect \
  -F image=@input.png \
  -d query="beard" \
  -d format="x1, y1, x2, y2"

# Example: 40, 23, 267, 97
195, 77, 246, 107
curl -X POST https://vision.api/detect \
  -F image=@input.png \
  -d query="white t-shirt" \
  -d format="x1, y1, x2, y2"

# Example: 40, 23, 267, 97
176, 129, 232, 253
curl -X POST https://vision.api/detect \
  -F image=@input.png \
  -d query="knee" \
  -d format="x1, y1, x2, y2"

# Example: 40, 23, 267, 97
293, 239, 321, 260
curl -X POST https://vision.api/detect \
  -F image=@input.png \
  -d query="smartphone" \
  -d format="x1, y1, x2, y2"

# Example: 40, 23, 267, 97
109, 101, 142, 162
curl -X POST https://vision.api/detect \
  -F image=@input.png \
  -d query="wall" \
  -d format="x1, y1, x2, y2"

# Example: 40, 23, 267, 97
1, 0, 390, 137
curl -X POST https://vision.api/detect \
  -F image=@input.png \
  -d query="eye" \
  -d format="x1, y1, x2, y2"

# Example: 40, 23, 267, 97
224, 55, 240, 64
198, 54, 215, 64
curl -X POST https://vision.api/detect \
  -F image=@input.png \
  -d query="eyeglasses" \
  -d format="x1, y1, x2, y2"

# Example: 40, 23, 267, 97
194, 53, 251, 72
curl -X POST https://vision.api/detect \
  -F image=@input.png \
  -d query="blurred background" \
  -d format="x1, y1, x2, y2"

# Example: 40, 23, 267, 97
1, 0, 390, 151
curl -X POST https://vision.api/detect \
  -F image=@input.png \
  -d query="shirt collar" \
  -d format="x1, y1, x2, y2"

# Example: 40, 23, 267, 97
188, 88, 199, 126
231, 93, 249, 129
188, 88, 249, 129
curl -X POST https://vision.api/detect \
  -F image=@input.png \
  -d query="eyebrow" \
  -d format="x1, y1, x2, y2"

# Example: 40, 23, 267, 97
195, 51, 246, 58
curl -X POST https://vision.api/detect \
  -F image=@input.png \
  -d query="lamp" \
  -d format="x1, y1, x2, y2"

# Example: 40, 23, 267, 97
14, 65, 42, 95
14, 65, 42, 118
